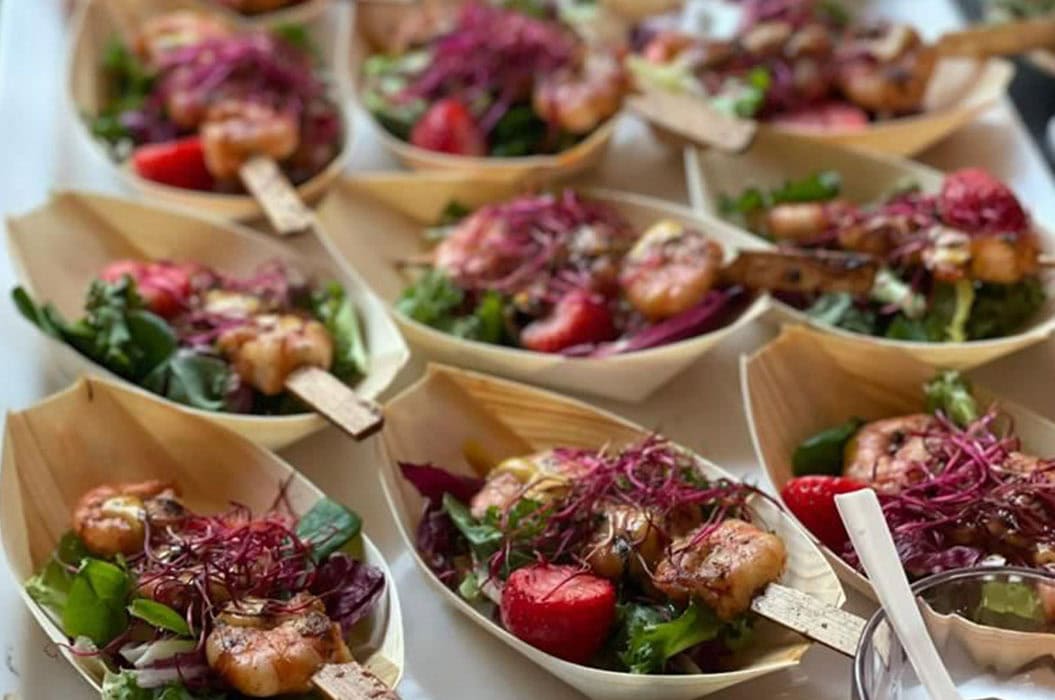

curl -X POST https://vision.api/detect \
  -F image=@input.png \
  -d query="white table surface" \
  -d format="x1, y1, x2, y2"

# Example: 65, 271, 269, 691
2, 1, 1055, 698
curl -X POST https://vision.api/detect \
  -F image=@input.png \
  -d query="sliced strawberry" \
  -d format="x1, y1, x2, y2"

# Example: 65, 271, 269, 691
500, 564, 616, 664
410, 98, 488, 157
520, 290, 616, 354
769, 101, 869, 133
780, 475, 867, 552
100, 259, 196, 319
131, 136, 214, 191
938, 168, 1028, 234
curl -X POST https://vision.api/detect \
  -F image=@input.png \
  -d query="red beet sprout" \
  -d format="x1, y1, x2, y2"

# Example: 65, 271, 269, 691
841, 408, 1055, 578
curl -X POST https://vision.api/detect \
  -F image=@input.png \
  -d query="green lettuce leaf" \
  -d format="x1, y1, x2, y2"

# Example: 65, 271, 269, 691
295, 498, 363, 562
62, 559, 132, 646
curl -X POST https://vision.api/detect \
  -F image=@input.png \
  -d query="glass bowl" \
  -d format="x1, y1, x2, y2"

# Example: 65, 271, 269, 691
853, 567, 1055, 700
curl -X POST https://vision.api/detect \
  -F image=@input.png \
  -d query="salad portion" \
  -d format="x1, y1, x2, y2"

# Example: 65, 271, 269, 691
781, 371, 1055, 580
629, 0, 938, 130
721, 167, 1047, 342
362, 1, 627, 158
13, 259, 366, 414
401, 436, 786, 673
396, 190, 754, 356
26, 480, 388, 698
88, 10, 343, 192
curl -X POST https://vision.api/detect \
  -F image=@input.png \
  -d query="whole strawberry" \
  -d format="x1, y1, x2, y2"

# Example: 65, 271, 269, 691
780, 476, 866, 551
520, 290, 616, 353
938, 168, 1028, 234
500, 564, 616, 664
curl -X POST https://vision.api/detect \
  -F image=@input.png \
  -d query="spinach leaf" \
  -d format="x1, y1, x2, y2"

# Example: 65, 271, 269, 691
924, 370, 978, 427
966, 277, 1046, 340
63, 559, 132, 646
442, 494, 504, 558
128, 599, 191, 637
161, 351, 230, 411
792, 417, 864, 476
311, 282, 367, 382
490, 105, 547, 157
619, 601, 721, 674
25, 532, 91, 614
296, 498, 363, 563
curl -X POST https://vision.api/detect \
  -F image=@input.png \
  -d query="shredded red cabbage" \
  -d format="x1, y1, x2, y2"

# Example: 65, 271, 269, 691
565, 286, 751, 357
310, 553, 386, 635
403, 2, 578, 131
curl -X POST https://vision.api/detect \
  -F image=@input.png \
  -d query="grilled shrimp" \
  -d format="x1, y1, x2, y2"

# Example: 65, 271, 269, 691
585, 504, 701, 585
843, 414, 937, 493
652, 519, 786, 620
217, 314, 334, 395
201, 100, 300, 180
433, 211, 516, 284
73, 481, 185, 557
469, 451, 588, 519
968, 233, 1040, 284
837, 25, 936, 115
135, 11, 231, 67
764, 202, 830, 241
533, 53, 626, 135
206, 594, 351, 697
620, 220, 723, 321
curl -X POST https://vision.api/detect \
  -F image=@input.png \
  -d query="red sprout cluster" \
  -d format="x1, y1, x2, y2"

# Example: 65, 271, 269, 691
403, 2, 579, 131
842, 410, 1055, 578
476, 436, 756, 577
131, 505, 320, 636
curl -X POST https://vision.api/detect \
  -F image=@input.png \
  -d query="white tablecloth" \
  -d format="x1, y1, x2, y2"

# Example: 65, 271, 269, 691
2, 1, 1055, 698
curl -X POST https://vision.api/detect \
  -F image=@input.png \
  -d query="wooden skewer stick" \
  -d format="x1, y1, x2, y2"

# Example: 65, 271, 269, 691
627, 87, 758, 154
313, 658, 401, 700
285, 367, 384, 441
936, 17, 1055, 58
239, 156, 317, 236
751, 583, 867, 658
722, 249, 880, 296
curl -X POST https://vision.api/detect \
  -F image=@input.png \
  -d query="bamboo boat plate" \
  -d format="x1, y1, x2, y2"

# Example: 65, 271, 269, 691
6, 190, 409, 450
742, 324, 1055, 600
689, 130, 1055, 370
68, 0, 353, 222
762, 56, 1015, 156
0, 376, 404, 695
378, 364, 844, 700
313, 172, 770, 402
364, 113, 618, 182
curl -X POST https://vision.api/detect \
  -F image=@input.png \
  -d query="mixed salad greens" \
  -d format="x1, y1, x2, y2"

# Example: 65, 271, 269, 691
13, 259, 366, 415
782, 371, 1055, 580
89, 11, 342, 192
629, 0, 938, 130
721, 168, 1047, 342
402, 436, 784, 673
362, 1, 626, 158
396, 190, 751, 356
28, 482, 383, 699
